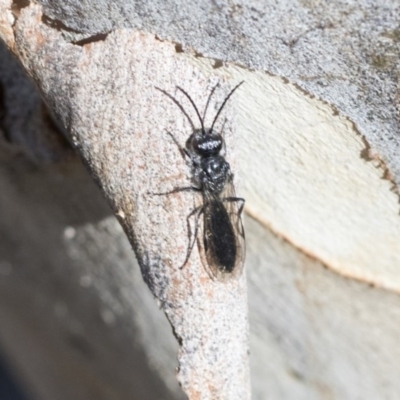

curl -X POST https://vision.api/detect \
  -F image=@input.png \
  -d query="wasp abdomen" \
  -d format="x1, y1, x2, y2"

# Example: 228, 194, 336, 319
205, 200, 237, 273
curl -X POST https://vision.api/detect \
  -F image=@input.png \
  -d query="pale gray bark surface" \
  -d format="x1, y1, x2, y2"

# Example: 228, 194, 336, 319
35, 0, 400, 182
1, 1, 400, 400
0, 42, 184, 399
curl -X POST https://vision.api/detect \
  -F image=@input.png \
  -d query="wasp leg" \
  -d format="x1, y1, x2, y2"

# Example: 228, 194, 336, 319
180, 205, 204, 269
166, 131, 192, 160
150, 186, 201, 196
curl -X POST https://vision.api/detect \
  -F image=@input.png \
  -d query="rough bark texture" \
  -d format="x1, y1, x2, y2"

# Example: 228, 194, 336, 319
1, 2, 250, 400
1, 0, 400, 399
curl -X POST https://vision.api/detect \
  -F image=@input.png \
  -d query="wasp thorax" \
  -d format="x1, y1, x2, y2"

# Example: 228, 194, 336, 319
201, 155, 230, 193
202, 155, 228, 175
190, 130, 223, 157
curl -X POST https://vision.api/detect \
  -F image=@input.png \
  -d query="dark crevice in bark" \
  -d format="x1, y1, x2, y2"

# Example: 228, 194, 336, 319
11, 0, 30, 19
175, 43, 184, 53
72, 33, 110, 46
213, 59, 224, 69
41, 14, 110, 46
41, 14, 82, 34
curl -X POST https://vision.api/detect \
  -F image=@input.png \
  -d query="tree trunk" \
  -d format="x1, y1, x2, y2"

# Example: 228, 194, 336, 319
1, 1, 400, 399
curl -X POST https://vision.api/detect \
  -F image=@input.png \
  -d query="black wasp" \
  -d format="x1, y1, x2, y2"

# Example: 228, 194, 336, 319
155, 81, 245, 280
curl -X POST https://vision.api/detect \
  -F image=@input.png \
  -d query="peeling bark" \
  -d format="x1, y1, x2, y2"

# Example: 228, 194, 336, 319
2, 0, 400, 399
1, 2, 250, 399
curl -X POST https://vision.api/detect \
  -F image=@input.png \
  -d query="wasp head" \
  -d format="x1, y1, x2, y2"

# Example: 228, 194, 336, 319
188, 129, 223, 158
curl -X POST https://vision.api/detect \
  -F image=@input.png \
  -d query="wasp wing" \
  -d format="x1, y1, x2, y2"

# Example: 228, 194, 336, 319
201, 176, 245, 281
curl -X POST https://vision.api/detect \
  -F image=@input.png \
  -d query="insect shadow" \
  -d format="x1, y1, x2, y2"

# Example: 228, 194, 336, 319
153, 81, 246, 281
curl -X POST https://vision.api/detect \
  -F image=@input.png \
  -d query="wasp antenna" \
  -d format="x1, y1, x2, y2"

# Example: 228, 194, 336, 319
202, 82, 220, 133
155, 86, 195, 132
210, 81, 244, 135
176, 86, 206, 136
